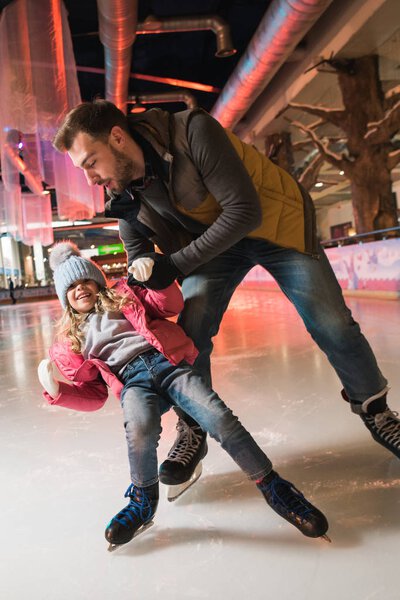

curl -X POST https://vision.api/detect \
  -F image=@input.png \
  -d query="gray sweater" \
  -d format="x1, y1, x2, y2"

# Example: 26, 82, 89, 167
82, 311, 153, 375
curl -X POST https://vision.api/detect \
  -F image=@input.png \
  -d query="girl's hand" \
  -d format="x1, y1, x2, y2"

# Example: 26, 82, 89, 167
128, 257, 154, 282
37, 359, 60, 398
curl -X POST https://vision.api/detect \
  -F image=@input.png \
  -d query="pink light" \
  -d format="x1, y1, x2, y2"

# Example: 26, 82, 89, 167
76, 66, 220, 93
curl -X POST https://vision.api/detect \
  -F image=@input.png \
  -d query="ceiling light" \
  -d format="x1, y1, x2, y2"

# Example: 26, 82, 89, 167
339, 170, 344, 175
315, 182, 323, 188
130, 105, 146, 114
130, 97, 146, 113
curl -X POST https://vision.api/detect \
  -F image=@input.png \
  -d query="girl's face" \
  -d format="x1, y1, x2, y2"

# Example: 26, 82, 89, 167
67, 279, 100, 314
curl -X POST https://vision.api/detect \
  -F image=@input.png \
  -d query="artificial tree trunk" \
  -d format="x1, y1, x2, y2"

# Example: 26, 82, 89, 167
289, 55, 400, 235
349, 151, 395, 234
265, 131, 324, 192
338, 56, 397, 233
264, 132, 295, 174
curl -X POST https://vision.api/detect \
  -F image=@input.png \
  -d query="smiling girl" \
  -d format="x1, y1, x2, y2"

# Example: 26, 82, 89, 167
38, 241, 329, 550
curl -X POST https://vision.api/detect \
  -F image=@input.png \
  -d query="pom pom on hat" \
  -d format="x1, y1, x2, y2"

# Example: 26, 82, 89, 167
49, 241, 81, 271
49, 241, 107, 309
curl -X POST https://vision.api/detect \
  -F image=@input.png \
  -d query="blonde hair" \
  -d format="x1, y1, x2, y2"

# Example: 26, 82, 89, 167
55, 286, 132, 353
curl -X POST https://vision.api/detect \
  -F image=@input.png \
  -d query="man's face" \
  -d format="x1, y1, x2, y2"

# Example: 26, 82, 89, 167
68, 129, 138, 196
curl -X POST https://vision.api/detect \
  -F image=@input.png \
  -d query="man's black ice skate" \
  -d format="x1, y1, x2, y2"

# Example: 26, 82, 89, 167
159, 419, 208, 501
342, 390, 400, 459
105, 482, 159, 551
361, 409, 400, 458
257, 471, 330, 541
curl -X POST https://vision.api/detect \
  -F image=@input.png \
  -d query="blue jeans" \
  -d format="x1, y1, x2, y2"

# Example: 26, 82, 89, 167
178, 239, 387, 404
120, 349, 272, 487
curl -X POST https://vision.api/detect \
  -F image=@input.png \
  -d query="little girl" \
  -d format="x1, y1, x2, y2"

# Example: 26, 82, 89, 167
38, 241, 329, 550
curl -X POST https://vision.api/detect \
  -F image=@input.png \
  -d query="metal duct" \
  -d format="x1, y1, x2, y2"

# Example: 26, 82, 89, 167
128, 91, 197, 112
211, 0, 333, 129
137, 15, 236, 58
96, 0, 138, 113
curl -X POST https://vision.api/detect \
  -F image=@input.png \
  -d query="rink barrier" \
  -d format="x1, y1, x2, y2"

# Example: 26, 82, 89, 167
0, 285, 57, 304
1, 236, 400, 303
241, 237, 400, 300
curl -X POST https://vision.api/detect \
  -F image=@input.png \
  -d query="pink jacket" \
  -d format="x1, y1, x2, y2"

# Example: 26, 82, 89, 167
43, 279, 198, 412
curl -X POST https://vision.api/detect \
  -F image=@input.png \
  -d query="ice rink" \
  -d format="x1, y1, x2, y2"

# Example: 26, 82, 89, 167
1, 287, 399, 600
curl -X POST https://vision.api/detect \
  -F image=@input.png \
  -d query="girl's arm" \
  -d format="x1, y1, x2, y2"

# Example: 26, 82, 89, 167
118, 279, 184, 319
137, 282, 184, 318
39, 343, 109, 412
43, 379, 109, 412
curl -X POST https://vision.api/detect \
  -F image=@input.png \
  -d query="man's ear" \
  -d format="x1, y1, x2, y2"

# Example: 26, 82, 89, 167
109, 126, 126, 148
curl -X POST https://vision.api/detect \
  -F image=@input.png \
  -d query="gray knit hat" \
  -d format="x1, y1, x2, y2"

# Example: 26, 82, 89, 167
49, 241, 107, 309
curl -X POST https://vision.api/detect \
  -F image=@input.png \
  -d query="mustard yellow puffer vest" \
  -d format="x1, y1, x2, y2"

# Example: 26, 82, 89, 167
130, 108, 317, 255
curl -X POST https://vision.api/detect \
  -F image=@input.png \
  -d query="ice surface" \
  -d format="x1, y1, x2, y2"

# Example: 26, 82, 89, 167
1, 290, 399, 600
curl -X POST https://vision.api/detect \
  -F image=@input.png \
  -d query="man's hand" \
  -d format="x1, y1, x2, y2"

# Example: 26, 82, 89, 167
37, 359, 60, 398
129, 253, 181, 289
128, 257, 155, 282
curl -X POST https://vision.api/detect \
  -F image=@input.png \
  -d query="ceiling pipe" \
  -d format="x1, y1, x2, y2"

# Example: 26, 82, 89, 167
75, 13, 236, 58
96, 0, 138, 113
211, 0, 333, 129
128, 91, 197, 112
137, 15, 236, 58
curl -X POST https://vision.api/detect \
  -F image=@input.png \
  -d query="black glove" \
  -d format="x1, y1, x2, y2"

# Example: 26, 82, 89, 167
129, 253, 182, 290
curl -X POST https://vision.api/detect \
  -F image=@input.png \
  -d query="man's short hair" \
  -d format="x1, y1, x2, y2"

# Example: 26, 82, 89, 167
53, 99, 130, 152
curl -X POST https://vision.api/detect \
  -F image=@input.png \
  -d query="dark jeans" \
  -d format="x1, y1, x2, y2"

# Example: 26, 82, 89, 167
178, 239, 387, 403
120, 350, 272, 487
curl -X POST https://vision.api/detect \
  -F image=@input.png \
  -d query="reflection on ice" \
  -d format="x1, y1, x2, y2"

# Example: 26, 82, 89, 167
1, 291, 400, 600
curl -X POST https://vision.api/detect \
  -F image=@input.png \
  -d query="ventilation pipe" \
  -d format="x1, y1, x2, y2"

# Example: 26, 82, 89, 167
137, 15, 236, 58
96, 0, 138, 113
128, 90, 197, 113
211, 0, 333, 129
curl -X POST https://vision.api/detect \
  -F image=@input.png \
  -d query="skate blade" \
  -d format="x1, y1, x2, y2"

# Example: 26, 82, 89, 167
166, 462, 202, 502
107, 520, 154, 552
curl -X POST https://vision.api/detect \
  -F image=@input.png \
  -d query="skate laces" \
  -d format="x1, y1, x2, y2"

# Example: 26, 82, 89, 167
111, 485, 154, 527
166, 420, 203, 465
365, 409, 400, 446
261, 476, 313, 520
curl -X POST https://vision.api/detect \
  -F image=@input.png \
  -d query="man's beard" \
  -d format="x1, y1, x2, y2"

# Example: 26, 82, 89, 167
106, 145, 135, 196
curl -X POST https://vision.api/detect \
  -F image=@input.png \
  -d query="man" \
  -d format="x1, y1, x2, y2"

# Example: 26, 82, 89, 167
53, 99, 400, 497
8, 277, 17, 305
